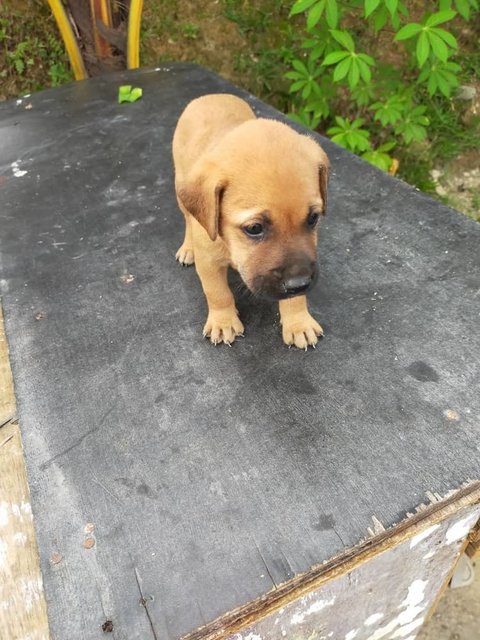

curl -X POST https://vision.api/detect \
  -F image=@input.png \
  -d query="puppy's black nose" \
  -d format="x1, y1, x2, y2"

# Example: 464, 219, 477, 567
282, 275, 312, 296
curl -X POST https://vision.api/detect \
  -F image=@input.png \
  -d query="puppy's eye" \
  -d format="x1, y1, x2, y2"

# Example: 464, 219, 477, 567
307, 211, 320, 228
243, 223, 264, 239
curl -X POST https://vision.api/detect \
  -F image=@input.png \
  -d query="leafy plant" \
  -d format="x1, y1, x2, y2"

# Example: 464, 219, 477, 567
394, 10, 458, 67
286, 0, 479, 172
0, 6, 72, 99
327, 116, 371, 152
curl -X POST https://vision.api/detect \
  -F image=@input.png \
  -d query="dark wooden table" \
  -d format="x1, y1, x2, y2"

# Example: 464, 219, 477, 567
1, 64, 479, 640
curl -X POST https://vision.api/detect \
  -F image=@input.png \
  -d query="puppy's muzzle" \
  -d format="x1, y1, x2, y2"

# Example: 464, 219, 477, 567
251, 253, 317, 300
282, 274, 313, 296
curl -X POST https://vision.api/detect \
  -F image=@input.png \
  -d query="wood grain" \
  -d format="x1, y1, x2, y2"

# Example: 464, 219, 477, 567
466, 521, 480, 558
0, 307, 50, 640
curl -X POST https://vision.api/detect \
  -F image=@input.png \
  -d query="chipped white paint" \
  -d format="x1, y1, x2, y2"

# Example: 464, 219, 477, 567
0, 501, 9, 527
21, 501, 33, 517
244, 634, 263, 640
11, 161, 27, 177
291, 612, 305, 624
11, 503, 21, 519
307, 597, 335, 615
345, 631, 359, 640
0, 538, 8, 569
13, 531, 28, 546
391, 617, 424, 638
291, 597, 335, 624
20, 577, 44, 612
423, 551, 435, 560
365, 618, 400, 640
401, 579, 428, 608
365, 580, 427, 640
9, 501, 33, 522
445, 514, 477, 545
409, 525, 440, 548
365, 613, 384, 626
397, 606, 424, 625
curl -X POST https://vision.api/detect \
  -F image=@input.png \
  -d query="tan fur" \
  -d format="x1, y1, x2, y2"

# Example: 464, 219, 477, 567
172, 94, 330, 349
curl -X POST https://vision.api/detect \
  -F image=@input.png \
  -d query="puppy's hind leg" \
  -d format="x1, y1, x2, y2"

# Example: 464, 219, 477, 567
175, 199, 195, 266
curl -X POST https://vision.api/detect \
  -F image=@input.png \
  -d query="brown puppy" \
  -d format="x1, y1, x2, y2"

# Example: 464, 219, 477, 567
172, 94, 329, 349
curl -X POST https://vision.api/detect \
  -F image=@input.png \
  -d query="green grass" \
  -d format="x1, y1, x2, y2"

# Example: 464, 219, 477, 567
181, 23, 201, 40
222, 0, 298, 109
397, 90, 480, 195
0, 2, 71, 100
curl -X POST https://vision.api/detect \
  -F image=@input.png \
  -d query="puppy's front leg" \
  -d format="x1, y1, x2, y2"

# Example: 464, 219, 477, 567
195, 254, 244, 345
279, 296, 323, 350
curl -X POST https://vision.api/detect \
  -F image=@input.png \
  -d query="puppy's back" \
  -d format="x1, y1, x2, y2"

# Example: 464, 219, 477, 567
173, 94, 256, 180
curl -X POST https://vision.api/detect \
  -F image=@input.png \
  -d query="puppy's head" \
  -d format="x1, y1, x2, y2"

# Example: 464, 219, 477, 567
177, 119, 329, 300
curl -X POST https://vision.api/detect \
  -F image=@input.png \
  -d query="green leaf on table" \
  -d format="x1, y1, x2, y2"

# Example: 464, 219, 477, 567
118, 85, 143, 104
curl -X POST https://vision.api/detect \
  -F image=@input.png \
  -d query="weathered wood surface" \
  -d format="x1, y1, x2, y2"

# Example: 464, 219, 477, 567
0, 309, 50, 640
0, 64, 479, 639
185, 483, 480, 639
227, 504, 480, 640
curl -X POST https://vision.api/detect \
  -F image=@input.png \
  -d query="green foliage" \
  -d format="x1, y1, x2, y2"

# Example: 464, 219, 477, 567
362, 142, 396, 171
286, 0, 479, 172
0, 6, 72, 98
327, 116, 371, 152
224, 0, 296, 109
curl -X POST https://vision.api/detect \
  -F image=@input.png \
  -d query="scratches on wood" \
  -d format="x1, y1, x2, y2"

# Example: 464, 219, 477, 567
134, 567, 158, 640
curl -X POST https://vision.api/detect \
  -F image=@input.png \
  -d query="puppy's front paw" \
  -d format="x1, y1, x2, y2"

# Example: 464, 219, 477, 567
203, 309, 245, 346
281, 312, 323, 350
175, 243, 195, 266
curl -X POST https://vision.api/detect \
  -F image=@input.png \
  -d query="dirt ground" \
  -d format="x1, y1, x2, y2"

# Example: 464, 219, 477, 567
419, 555, 480, 640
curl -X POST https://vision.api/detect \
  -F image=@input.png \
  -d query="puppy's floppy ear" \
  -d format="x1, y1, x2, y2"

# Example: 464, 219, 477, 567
317, 148, 330, 215
177, 160, 227, 241
302, 134, 330, 215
